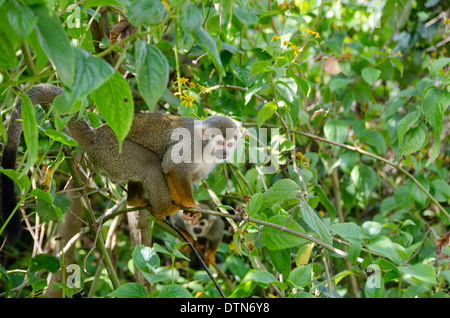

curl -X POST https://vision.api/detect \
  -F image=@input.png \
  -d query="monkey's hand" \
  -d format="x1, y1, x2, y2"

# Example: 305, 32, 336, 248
204, 248, 217, 265
182, 211, 202, 225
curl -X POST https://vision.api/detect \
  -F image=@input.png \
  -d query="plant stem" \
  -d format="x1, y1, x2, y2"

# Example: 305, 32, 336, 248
66, 158, 121, 290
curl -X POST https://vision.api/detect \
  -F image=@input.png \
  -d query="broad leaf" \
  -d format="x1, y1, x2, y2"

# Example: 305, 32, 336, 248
135, 40, 169, 110
90, 71, 134, 151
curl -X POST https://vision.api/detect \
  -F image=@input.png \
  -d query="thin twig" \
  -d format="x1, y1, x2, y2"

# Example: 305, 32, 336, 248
163, 219, 226, 298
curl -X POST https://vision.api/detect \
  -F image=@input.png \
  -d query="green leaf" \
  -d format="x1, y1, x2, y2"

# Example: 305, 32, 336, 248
432, 179, 450, 201
108, 283, 148, 298
62, 48, 115, 111
422, 87, 450, 131
234, 7, 259, 25
298, 203, 332, 245
30, 188, 53, 204
429, 57, 450, 77
0, 264, 12, 297
261, 215, 308, 250
350, 164, 378, 203
29, 254, 60, 273
126, 0, 167, 26
367, 236, 408, 265
268, 248, 291, 277
330, 222, 364, 241
390, 57, 404, 77
289, 264, 312, 289
193, 27, 225, 77
132, 245, 162, 285
20, 94, 38, 174
261, 179, 301, 209
421, 86, 450, 165
90, 71, 134, 151
0, 169, 31, 191
0, 8, 18, 68
160, 284, 193, 298
363, 129, 386, 154
329, 78, 353, 93
35, 195, 64, 221
27, 271, 47, 291
32, 5, 74, 87
401, 263, 437, 285
250, 60, 271, 78
257, 102, 277, 127
247, 192, 263, 216
361, 221, 382, 237
181, 3, 203, 32
397, 111, 420, 147
6, 0, 37, 43
323, 119, 348, 144
347, 240, 362, 264
362, 67, 381, 85
45, 128, 78, 147
400, 126, 426, 156
135, 40, 169, 111
243, 270, 288, 290
311, 185, 336, 223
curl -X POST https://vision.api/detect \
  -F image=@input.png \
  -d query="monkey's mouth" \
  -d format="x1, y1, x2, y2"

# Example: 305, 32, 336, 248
214, 150, 229, 160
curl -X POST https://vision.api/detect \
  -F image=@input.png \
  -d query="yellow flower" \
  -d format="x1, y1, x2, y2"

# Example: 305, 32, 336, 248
180, 92, 196, 107
195, 291, 205, 298
304, 28, 321, 38
174, 77, 189, 86
271, 35, 280, 42
161, 0, 170, 12
189, 81, 195, 88
197, 84, 211, 93
279, 2, 288, 10
443, 18, 450, 25
291, 44, 299, 55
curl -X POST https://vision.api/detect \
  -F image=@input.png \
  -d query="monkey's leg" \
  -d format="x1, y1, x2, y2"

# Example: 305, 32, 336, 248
142, 168, 182, 219
164, 170, 201, 210
127, 182, 151, 207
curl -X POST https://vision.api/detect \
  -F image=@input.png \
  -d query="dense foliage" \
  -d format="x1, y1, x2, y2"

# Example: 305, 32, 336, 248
0, 0, 450, 299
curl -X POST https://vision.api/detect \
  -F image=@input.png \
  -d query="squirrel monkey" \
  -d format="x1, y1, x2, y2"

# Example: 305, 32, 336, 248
171, 211, 224, 265
1, 84, 239, 244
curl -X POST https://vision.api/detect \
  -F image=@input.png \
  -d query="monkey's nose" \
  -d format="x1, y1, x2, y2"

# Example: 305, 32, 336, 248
193, 227, 202, 234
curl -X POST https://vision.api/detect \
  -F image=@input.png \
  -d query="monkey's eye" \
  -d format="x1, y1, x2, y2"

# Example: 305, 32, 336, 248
216, 140, 224, 146
199, 220, 207, 227
227, 142, 234, 147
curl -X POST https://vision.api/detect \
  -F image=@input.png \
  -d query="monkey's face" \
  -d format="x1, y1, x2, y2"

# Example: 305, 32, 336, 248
187, 216, 216, 238
202, 128, 238, 163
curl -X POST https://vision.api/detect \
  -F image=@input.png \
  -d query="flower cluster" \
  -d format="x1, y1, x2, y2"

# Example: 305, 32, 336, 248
296, 151, 310, 168
303, 28, 321, 38
174, 77, 212, 108
271, 36, 299, 55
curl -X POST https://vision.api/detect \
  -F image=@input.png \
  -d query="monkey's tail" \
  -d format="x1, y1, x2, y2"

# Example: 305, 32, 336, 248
1, 84, 64, 245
